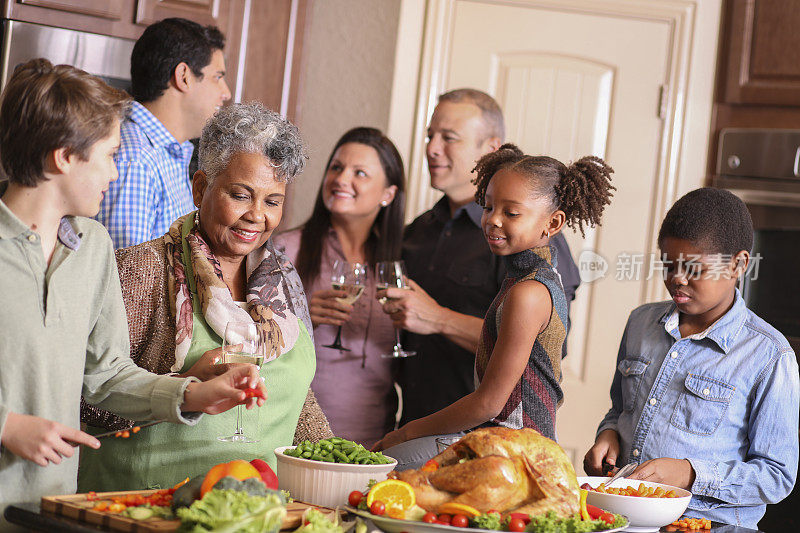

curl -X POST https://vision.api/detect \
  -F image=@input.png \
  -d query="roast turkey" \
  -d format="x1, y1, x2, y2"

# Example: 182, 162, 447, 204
392, 427, 579, 517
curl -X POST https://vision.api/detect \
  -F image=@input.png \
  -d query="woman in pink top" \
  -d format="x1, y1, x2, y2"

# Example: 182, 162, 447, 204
273, 127, 406, 447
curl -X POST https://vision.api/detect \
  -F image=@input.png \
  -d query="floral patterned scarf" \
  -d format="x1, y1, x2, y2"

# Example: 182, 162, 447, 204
164, 213, 300, 372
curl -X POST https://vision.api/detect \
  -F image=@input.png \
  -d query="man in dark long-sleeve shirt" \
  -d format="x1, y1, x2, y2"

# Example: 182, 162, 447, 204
382, 89, 580, 425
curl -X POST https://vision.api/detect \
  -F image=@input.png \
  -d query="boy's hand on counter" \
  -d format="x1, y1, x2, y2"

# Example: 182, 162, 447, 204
629, 457, 696, 490
584, 429, 620, 475
0, 412, 100, 466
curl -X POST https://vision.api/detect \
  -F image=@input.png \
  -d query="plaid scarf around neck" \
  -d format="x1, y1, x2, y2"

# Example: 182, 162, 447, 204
164, 213, 300, 372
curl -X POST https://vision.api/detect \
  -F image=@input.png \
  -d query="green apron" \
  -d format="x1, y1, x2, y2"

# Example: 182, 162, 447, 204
78, 226, 315, 491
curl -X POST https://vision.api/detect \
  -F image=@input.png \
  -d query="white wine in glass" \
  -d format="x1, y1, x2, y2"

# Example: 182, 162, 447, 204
218, 320, 265, 443
332, 283, 365, 305
376, 260, 416, 358
323, 260, 367, 351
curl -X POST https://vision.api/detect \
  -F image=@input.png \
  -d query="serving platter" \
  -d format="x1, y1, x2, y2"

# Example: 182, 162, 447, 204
41, 490, 337, 533
346, 507, 629, 533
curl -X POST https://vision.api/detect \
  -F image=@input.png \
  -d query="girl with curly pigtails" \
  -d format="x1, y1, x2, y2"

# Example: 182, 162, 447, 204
375, 143, 614, 456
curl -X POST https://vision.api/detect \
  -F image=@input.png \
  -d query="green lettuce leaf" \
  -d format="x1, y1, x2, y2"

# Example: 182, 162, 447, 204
177, 489, 286, 533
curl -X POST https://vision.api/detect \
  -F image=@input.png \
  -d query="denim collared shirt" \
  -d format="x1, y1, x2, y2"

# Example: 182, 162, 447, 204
598, 291, 799, 528
96, 101, 195, 248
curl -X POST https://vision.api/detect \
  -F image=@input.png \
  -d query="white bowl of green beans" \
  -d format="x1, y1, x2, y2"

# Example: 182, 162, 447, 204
275, 438, 397, 508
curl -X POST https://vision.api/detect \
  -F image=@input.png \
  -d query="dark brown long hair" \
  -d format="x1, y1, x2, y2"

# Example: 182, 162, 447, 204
294, 127, 406, 287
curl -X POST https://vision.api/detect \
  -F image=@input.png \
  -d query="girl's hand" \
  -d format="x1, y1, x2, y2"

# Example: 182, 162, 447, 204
309, 289, 353, 327
180, 346, 233, 381
629, 458, 695, 490
371, 427, 407, 452
583, 429, 620, 476
0, 412, 100, 466
182, 364, 266, 414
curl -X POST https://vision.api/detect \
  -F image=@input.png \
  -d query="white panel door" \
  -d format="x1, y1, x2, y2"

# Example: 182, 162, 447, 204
444, 0, 672, 468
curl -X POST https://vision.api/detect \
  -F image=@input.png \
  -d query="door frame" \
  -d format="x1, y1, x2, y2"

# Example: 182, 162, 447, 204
398, 0, 698, 305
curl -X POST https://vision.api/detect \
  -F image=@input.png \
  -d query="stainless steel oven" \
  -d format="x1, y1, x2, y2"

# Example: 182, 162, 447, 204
0, 20, 134, 92
715, 128, 800, 354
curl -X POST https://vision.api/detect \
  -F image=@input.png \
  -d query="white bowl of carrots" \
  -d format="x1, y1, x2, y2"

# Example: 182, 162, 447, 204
577, 476, 692, 531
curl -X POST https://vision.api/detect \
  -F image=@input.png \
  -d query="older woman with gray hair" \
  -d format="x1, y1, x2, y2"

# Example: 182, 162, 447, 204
79, 102, 332, 491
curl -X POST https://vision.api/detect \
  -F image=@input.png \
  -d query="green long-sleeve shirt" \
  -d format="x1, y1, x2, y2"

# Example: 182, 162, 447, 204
0, 192, 199, 511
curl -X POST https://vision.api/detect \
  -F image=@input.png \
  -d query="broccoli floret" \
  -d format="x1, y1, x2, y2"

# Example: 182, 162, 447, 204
212, 476, 243, 492
242, 477, 268, 497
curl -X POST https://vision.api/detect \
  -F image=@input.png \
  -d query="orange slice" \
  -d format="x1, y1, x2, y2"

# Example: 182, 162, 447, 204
366, 480, 416, 511
436, 502, 481, 518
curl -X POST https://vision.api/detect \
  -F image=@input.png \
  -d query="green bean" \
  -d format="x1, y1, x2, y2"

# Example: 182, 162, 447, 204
333, 449, 350, 462
287, 437, 395, 465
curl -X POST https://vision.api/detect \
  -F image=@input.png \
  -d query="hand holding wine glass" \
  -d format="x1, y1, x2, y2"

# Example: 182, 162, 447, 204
218, 320, 266, 443
322, 260, 367, 351
376, 260, 416, 358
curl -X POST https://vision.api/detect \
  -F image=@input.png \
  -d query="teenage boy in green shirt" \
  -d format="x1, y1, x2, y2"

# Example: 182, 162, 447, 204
0, 59, 265, 515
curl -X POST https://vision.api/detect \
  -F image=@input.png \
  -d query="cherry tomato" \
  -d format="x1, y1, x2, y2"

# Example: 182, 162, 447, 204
507, 517, 526, 532
348, 491, 363, 507
422, 513, 437, 524
599, 512, 616, 524
451, 514, 469, 528
437, 514, 452, 525
242, 387, 266, 400
421, 459, 439, 472
370, 501, 386, 516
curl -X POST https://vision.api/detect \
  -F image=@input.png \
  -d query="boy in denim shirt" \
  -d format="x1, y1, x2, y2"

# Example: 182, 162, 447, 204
584, 188, 799, 528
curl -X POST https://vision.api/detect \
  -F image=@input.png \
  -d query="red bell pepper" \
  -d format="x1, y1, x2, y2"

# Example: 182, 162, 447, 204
250, 458, 279, 489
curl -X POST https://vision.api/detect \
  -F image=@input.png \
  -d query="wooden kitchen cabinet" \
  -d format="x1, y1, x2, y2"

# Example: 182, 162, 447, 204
15, 0, 125, 20
135, 0, 221, 26
1, 0, 308, 121
706, 0, 800, 181
3, 0, 238, 40
719, 0, 800, 106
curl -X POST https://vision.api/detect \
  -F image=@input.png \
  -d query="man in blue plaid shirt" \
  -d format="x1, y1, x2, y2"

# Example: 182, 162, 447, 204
97, 18, 231, 248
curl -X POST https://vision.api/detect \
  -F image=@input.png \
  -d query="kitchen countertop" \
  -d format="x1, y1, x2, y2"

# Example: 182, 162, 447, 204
4, 502, 766, 533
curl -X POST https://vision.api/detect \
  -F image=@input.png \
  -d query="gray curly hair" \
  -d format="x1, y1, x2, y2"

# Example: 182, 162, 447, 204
199, 101, 306, 184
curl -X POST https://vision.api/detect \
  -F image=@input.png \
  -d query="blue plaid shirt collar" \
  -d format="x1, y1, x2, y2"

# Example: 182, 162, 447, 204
659, 289, 747, 353
128, 101, 188, 159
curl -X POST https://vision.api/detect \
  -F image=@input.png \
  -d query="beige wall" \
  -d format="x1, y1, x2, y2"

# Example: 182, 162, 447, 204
284, 0, 402, 230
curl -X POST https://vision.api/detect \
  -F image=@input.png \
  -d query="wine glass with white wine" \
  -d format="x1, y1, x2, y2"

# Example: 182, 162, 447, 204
376, 260, 416, 358
322, 260, 367, 351
218, 320, 265, 443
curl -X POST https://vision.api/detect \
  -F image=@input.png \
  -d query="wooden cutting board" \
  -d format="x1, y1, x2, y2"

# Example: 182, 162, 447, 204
41, 489, 337, 532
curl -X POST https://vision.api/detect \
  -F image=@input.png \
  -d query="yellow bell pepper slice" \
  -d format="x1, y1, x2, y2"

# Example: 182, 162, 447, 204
579, 489, 591, 521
